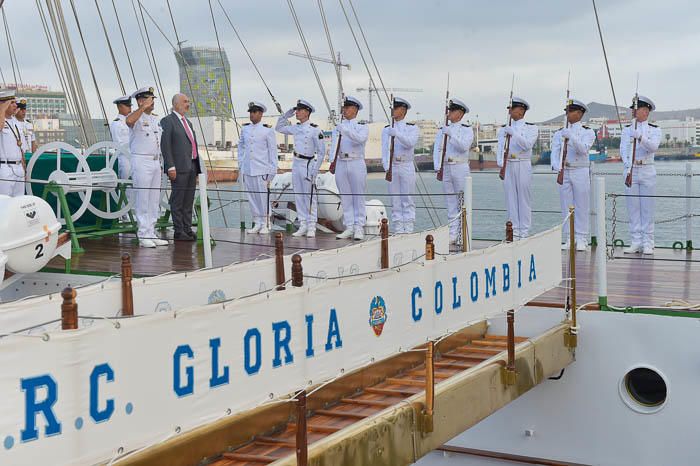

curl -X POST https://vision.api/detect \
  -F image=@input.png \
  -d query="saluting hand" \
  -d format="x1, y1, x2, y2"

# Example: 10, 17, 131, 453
141, 96, 154, 109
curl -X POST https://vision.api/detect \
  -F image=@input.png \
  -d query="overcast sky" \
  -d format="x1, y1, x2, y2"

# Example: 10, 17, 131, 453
4, 0, 699, 124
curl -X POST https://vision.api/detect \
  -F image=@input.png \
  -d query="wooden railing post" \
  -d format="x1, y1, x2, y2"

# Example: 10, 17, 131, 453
61, 287, 78, 330
504, 310, 516, 385
505, 221, 513, 243
275, 233, 285, 290
380, 218, 389, 269
121, 253, 134, 317
461, 206, 468, 252
423, 340, 435, 433
425, 234, 434, 261
291, 254, 303, 287
295, 390, 308, 466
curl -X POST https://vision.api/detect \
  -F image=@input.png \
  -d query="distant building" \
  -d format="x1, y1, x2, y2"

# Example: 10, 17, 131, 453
175, 46, 232, 120
13, 85, 67, 120
414, 119, 439, 151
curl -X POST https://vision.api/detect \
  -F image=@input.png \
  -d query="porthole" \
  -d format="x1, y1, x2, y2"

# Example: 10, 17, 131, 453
619, 366, 668, 414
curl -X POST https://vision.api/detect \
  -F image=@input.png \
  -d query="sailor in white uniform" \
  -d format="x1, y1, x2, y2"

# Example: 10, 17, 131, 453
239, 101, 278, 235
276, 99, 325, 238
382, 97, 419, 234
621, 95, 661, 255
126, 87, 167, 248
497, 96, 538, 239
14, 99, 36, 154
329, 96, 369, 240
109, 95, 133, 215
0, 90, 24, 197
432, 98, 474, 243
550, 99, 596, 251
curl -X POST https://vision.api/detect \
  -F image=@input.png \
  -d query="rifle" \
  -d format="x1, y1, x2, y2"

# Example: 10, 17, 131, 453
329, 95, 345, 175
436, 74, 450, 182
625, 75, 640, 188
556, 72, 572, 186
498, 74, 515, 181
385, 94, 395, 182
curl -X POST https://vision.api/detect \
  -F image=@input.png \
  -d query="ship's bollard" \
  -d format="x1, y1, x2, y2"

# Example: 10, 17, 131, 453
291, 254, 303, 287
275, 233, 285, 290
566, 206, 578, 348
61, 287, 78, 330
423, 340, 435, 433
295, 389, 308, 466
505, 221, 513, 243
425, 234, 435, 261
380, 218, 389, 269
121, 253, 134, 317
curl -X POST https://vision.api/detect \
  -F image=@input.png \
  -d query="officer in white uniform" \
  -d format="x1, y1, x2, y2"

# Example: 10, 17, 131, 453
126, 87, 167, 248
239, 101, 278, 235
621, 95, 661, 255
109, 95, 133, 215
14, 99, 36, 154
497, 96, 538, 239
550, 99, 596, 251
0, 90, 24, 197
432, 98, 474, 243
329, 96, 369, 240
382, 97, 419, 234
276, 99, 325, 238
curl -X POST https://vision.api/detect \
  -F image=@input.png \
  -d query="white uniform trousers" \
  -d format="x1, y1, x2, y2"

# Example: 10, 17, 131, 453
558, 167, 590, 243
118, 153, 134, 211
243, 174, 271, 227
132, 155, 161, 240
335, 158, 367, 229
389, 161, 416, 233
625, 165, 655, 248
292, 157, 317, 229
441, 162, 469, 241
504, 160, 532, 238
0, 163, 25, 197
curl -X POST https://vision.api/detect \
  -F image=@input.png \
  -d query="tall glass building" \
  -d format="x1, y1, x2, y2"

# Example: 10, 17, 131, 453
175, 46, 232, 118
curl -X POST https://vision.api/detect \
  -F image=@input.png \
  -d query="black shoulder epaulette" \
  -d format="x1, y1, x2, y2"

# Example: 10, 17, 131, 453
649, 123, 658, 128
263, 124, 271, 128
384, 124, 390, 128
310, 123, 318, 127
557, 127, 564, 131
583, 125, 591, 130
501, 124, 506, 127
243, 122, 251, 126
152, 113, 158, 117
525, 122, 534, 125
461, 123, 470, 127
296, 122, 301, 125
113, 117, 120, 122
624, 124, 631, 128
318, 133, 324, 140
26, 119, 31, 123
406, 122, 415, 126
358, 121, 366, 125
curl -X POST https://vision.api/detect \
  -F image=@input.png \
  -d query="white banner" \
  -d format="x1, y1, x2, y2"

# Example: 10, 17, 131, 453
0, 224, 559, 465
0, 226, 449, 334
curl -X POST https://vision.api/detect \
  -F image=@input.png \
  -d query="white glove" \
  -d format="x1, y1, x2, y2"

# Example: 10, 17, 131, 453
631, 128, 642, 139
443, 125, 455, 137
284, 108, 295, 118
387, 127, 397, 137
560, 128, 572, 140
503, 125, 515, 136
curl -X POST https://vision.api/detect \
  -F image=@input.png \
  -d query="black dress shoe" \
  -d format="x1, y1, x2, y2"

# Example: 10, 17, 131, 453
185, 230, 197, 239
174, 233, 195, 241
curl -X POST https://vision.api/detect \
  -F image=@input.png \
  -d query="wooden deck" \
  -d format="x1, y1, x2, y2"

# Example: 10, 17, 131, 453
46, 229, 700, 308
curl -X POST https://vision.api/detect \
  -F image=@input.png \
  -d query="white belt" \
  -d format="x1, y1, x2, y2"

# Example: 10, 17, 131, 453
393, 155, 414, 163
339, 153, 363, 160
508, 152, 530, 160
132, 153, 160, 160
446, 156, 468, 164
634, 159, 654, 165
565, 161, 590, 168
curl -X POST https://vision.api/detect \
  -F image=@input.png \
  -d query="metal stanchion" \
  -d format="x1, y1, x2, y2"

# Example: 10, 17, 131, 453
198, 173, 213, 268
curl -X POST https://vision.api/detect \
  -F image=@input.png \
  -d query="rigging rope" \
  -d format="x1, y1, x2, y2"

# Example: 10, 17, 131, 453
111, 0, 138, 90
1, 7, 20, 87
317, 0, 343, 119
591, 0, 624, 133
94, 0, 125, 95
135, 0, 168, 115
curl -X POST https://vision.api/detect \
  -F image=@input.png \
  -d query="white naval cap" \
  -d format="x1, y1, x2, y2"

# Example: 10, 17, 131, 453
295, 99, 315, 113
247, 101, 267, 113
342, 95, 363, 110
509, 96, 530, 111
566, 98, 588, 113
632, 95, 655, 111
392, 97, 411, 110
448, 98, 469, 114
113, 95, 132, 106
0, 89, 16, 102
131, 86, 156, 100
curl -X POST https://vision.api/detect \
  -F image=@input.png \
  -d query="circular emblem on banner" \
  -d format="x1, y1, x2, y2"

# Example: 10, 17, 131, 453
368, 295, 387, 337
208, 289, 226, 304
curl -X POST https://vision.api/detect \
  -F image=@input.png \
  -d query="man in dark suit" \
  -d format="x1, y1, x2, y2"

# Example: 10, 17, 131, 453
160, 93, 202, 241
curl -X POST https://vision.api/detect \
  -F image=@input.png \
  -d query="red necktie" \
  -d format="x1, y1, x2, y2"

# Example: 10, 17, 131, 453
181, 116, 197, 159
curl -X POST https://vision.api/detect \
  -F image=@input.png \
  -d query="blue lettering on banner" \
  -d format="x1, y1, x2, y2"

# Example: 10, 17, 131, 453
502, 263, 511, 292
209, 338, 230, 388
20, 374, 61, 442
485, 266, 497, 298
411, 287, 423, 321
451, 276, 461, 309
272, 321, 294, 368
529, 254, 537, 282
244, 328, 262, 375
173, 345, 194, 397
89, 363, 115, 423
470, 271, 478, 302
325, 308, 343, 351
305, 314, 315, 357
434, 281, 443, 314
517, 259, 522, 288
